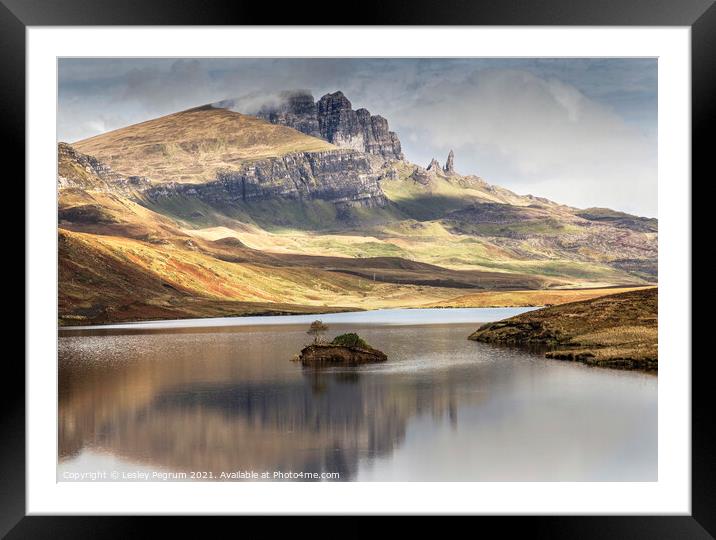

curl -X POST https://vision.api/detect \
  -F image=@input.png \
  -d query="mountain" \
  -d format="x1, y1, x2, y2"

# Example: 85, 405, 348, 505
58, 90, 658, 325
72, 105, 336, 184
256, 90, 403, 160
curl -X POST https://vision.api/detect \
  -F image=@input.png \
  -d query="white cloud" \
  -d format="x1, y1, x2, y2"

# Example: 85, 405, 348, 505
388, 68, 657, 216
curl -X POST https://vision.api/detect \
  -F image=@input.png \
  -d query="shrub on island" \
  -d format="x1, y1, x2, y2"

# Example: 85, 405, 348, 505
331, 333, 370, 349
296, 327, 386, 367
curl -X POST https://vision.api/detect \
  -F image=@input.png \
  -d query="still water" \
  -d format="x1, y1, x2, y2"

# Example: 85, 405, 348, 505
58, 309, 657, 482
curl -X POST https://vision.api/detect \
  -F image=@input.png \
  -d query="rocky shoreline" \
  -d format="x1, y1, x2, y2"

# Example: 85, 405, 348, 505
469, 288, 658, 371
297, 344, 388, 367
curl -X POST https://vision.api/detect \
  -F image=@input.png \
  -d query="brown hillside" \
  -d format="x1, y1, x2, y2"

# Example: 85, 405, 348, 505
59, 229, 518, 326
73, 106, 336, 184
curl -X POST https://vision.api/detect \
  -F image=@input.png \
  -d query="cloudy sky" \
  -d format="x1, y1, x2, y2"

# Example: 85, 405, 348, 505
58, 58, 657, 217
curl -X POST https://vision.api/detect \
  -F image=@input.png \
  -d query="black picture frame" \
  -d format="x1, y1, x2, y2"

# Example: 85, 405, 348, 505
6, 0, 710, 534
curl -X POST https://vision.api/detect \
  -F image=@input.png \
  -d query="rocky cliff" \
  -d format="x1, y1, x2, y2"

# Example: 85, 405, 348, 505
58, 142, 150, 193
423, 151, 458, 177
426, 158, 442, 173
444, 150, 455, 174
255, 91, 321, 139
257, 91, 403, 161
145, 149, 387, 210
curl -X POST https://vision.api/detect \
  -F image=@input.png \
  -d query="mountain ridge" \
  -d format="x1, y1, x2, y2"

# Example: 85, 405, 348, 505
58, 89, 657, 324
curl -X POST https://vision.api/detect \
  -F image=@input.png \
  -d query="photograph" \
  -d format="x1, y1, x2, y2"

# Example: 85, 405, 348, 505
56, 57, 660, 483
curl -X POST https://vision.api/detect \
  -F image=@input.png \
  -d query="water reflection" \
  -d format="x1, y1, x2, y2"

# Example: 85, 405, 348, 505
59, 322, 657, 481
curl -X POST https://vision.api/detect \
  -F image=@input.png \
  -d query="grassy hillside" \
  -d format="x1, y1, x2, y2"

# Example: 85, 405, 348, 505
177, 212, 653, 286
59, 228, 510, 325
144, 191, 405, 232
381, 161, 548, 213
59, 188, 188, 242
469, 288, 657, 369
73, 106, 336, 184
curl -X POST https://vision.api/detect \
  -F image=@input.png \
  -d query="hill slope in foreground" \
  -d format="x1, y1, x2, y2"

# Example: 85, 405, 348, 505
58, 92, 658, 325
469, 288, 658, 370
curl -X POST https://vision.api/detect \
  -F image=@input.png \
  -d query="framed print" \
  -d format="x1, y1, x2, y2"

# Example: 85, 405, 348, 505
7, 0, 712, 534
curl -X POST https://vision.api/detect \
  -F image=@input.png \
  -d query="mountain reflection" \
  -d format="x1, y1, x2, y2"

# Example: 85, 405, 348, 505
59, 325, 484, 480
59, 322, 658, 481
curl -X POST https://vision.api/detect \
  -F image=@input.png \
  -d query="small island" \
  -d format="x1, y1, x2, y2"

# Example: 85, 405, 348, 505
296, 322, 388, 367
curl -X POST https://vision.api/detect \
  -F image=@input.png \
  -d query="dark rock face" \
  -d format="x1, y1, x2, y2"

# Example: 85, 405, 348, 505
317, 91, 356, 146
257, 90, 403, 161
145, 149, 387, 209
58, 142, 150, 192
444, 150, 455, 174
256, 91, 321, 138
297, 344, 388, 367
317, 92, 403, 160
426, 158, 441, 173
423, 152, 455, 177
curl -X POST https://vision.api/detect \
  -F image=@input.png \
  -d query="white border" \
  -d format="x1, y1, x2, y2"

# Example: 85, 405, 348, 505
27, 27, 691, 515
